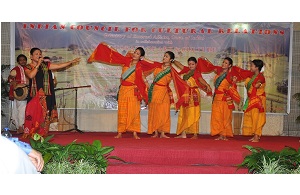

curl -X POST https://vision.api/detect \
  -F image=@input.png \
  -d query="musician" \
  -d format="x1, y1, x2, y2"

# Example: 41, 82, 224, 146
8, 54, 29, 134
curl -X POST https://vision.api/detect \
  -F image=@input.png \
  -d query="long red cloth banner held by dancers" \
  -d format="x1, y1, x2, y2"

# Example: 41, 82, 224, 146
15, 22, 291, 113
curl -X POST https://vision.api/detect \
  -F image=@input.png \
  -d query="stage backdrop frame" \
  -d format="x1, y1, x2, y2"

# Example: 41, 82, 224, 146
11, 22, 293, 115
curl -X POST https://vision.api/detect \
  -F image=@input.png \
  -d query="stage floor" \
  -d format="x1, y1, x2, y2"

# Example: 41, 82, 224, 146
16, 131, 300, 174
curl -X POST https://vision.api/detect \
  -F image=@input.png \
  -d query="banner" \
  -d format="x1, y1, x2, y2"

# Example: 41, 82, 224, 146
15, 22, 291, 113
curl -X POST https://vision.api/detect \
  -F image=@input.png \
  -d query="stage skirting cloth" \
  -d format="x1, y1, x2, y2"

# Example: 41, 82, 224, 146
52, 109, 284, 136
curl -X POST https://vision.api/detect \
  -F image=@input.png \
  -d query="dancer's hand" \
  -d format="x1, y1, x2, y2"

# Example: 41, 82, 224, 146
255, 82, 262, 88
232, 76, 237, 83
71, 58, 81, 65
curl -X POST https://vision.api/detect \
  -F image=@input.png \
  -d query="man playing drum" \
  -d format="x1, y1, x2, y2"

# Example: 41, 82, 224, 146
8, 54, 29, 134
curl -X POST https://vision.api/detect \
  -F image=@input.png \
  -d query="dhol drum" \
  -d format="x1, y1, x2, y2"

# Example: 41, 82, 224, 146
13, 83, 28, 101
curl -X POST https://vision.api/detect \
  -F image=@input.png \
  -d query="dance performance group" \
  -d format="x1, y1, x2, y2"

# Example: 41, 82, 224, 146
87, 42, 266, 142
8, 42, 266, 143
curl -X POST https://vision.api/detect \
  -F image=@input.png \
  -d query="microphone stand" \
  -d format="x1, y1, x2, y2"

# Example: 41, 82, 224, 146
55, 85, 91, 133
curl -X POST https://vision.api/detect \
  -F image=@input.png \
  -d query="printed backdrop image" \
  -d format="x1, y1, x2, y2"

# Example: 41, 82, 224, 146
15, 22, 291, 113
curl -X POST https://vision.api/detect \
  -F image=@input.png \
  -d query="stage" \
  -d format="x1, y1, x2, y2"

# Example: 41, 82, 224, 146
15, 131, 300, 174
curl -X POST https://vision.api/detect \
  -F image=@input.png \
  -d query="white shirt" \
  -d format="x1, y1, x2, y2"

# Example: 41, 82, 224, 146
0, 136, 40, 174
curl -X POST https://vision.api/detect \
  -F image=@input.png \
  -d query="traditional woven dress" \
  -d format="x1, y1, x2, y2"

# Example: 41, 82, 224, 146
23, 62, 57, 138
197, 58, 241, 137
88, 43, 152, 133
147, 64, 174, 134
242, 73, 266, 136
175, 66, 211, 135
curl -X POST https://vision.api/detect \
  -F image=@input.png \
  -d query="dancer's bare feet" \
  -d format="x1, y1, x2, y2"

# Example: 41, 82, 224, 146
175, 134, 187, 138
133, 132, 140, 139
215, 135, 223, 140
191, 134, 198, 139
215, 135, 227, 141
251, 134, 260, 142
151, 131, 158, 138
160, 132, 170, 138
114, 133, 122, 138
175, 131, 186, 138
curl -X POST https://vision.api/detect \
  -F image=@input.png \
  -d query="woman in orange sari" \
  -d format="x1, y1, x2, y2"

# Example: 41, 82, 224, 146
172, 57, 212, 139
88, 42, 151, 139
140, 51, 176, 138
198, 57, 240, 141
242, 59, 266, 142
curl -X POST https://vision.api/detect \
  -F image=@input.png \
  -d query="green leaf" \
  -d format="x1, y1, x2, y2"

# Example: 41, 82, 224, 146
107, 156, 126, 163
92, 140, 102, 150
99, 146, 114, 155
30, 139, 36, 148
43, 134, 54, 143
45, 146, 61, 151
279, 147, 297, 156
43, 153, 53, 164
243, 145, 258, 153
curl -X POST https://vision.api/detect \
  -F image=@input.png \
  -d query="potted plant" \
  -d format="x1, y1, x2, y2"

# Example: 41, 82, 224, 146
30, 133, 125, 174
238, 145, 300, 174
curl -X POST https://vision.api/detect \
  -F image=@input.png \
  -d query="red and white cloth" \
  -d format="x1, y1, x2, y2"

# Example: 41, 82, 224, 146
8, 65, 27, 100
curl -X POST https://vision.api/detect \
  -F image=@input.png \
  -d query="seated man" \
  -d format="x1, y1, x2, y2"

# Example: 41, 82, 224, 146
0, 136, 44, 174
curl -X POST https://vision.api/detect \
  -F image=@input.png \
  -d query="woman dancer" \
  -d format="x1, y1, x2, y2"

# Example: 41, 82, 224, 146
172, 57, 212, 139
88, 42, 151, 139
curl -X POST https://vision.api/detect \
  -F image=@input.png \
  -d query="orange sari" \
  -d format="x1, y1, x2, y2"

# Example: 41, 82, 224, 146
117, 68, 141, 133
242, 74, 266, 136
88, 43, 152, 133
176, 75, 201, 135
147, 66, 172, 134
197, 58, 241, 137
210, 75, 235, 137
